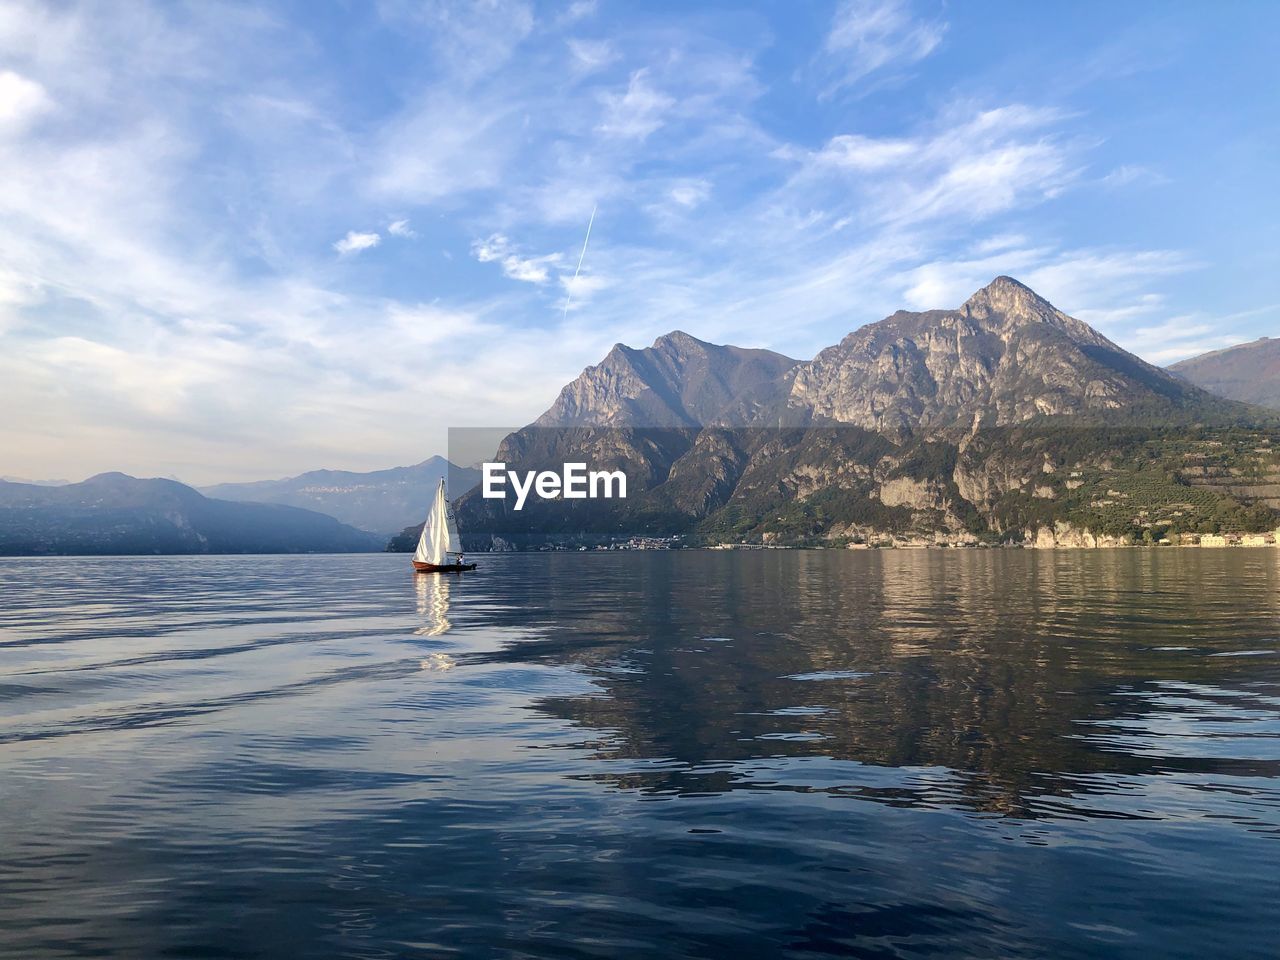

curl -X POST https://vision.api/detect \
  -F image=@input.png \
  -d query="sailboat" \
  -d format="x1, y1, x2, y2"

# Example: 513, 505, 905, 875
412, 479, 476, 573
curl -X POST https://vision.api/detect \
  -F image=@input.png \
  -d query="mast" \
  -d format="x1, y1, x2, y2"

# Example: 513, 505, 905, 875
444, 481, 462, 558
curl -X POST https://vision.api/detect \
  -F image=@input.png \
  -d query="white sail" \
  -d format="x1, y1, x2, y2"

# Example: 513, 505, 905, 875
414, 479, 462, 566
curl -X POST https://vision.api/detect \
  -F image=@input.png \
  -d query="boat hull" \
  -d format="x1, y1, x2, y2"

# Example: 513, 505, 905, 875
413, 561, 477, 573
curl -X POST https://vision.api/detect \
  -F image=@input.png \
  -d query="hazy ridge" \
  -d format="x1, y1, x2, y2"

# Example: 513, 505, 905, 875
0, 473, 382, 555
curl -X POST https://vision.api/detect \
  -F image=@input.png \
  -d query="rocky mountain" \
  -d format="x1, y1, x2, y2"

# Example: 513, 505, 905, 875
1170, 337, 1280, 410
537, 331, 798, 427
445, 277, 1277, 550
202, 457, 480, 535
756, 276, 1222, 434
0, 473, 382, 555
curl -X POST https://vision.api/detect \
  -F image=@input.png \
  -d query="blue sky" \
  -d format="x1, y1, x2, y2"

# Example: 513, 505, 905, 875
0, 0, 1277, 483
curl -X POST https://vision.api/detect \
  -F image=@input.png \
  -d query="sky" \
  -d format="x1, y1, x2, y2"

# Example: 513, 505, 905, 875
0, 0, 1277, 485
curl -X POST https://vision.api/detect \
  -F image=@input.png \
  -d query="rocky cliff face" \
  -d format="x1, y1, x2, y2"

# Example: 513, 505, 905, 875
1024, 522, 1131, 549
536, 331, 798, 427
1170, 337, 1280, 410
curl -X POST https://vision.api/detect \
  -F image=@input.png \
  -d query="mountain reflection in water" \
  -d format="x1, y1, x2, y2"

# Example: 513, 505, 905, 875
482, 550, 1280, 821
0, 550, 1277, 959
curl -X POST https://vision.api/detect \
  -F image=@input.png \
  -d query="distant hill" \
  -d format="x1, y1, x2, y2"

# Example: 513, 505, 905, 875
202, 457, 480, 535
0, 473, 382, 555
1170, 337, 1280, 409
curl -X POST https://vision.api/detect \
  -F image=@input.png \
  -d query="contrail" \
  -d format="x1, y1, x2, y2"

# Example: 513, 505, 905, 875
562, 203, 597, 321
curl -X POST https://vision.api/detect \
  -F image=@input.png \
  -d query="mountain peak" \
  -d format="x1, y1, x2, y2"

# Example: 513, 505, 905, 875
651, 330, 706, 350
961, 275, 1055, 322
535, 330, 799, 427
982, 274, 1031, 294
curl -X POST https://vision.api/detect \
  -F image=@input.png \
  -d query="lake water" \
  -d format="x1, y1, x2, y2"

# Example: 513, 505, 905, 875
1, 550, 1278, 959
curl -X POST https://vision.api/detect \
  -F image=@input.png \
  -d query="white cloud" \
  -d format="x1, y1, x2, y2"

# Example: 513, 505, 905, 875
898, 141, 1069, 222
0, 70, 51, 133
597, 69, 674, 140
368, 95, 512, 203
809, 134, 914, 171
563, 0, 597, 22
786, 104, 1076, 228
471, 234, 510, 263
820, 0, 946, 94
1070, 292, 1165, 327
0, 263, 45, 313
561, 271, 610, 298
557, 270, 611, 319
471, 233, 562, 284
387, 218, 416, 238
523, 170, 622, 225
567, 37, 616, 72
503, 257, 556, 283
1101, 164, 1171, 189
333, 230, 381, 255
669, 179, 711, 208
377, 0, 534, 78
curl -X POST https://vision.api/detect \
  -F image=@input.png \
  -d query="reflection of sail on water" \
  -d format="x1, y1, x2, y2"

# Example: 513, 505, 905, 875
415, 572, 452, 637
